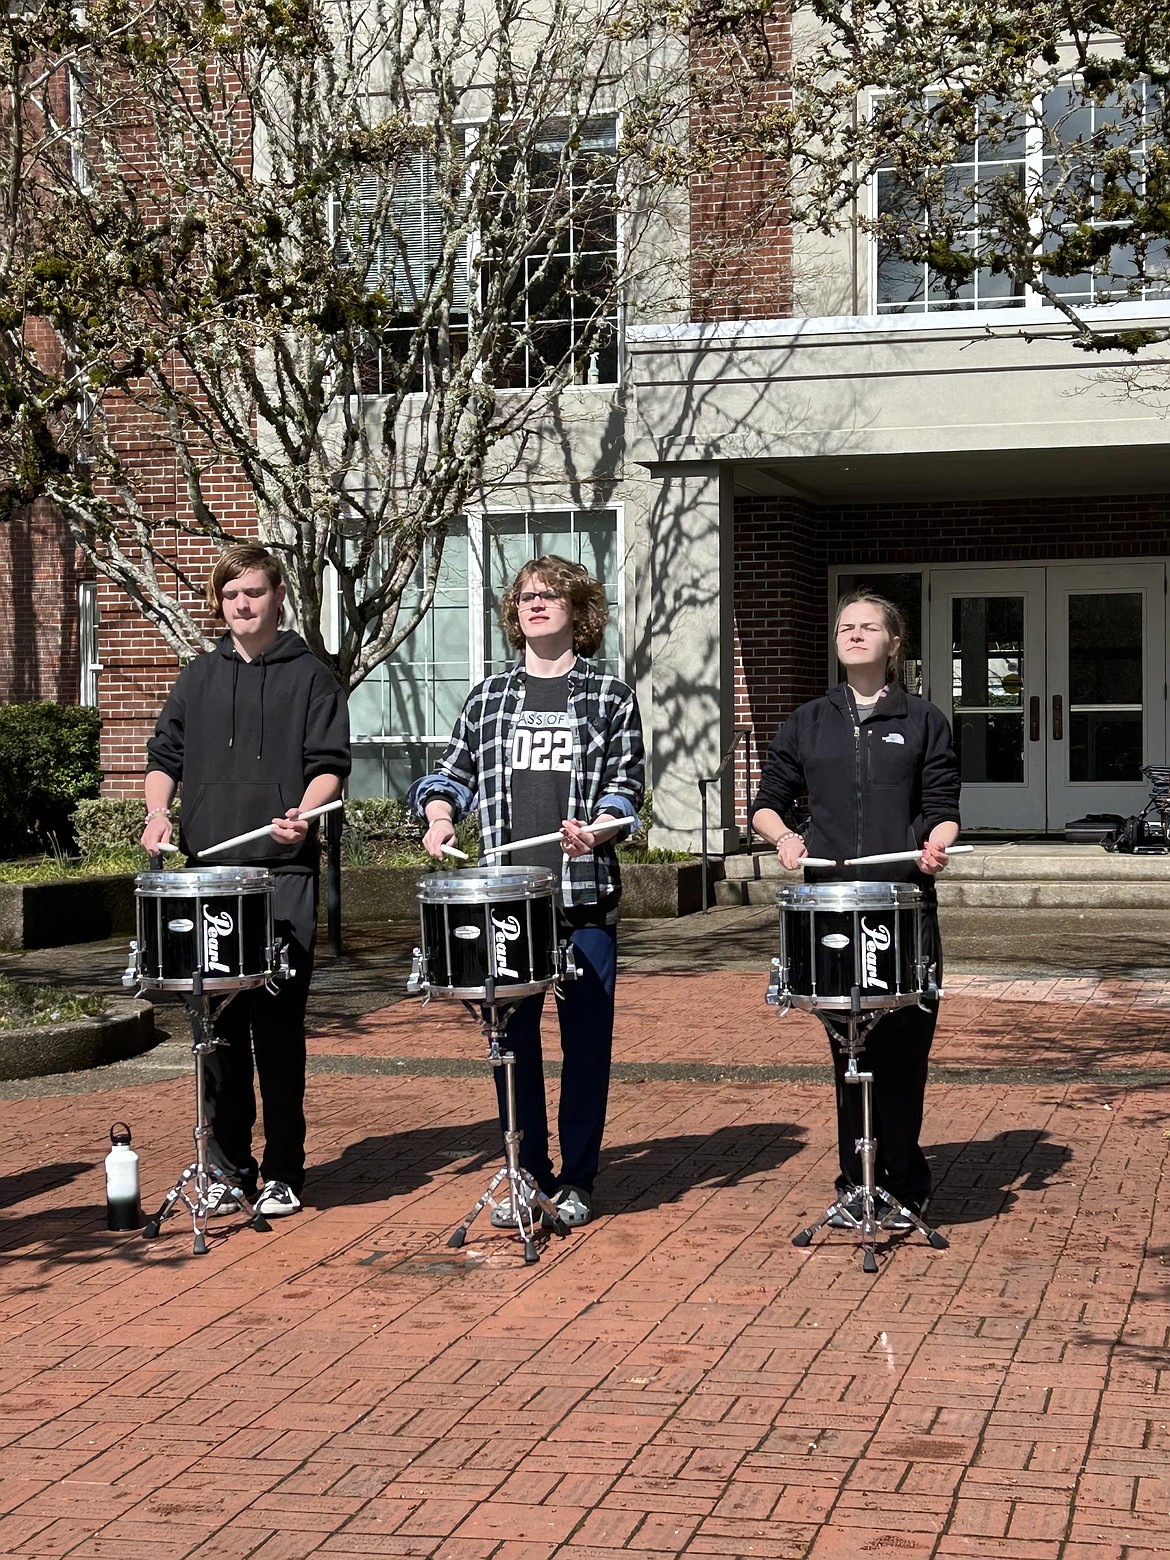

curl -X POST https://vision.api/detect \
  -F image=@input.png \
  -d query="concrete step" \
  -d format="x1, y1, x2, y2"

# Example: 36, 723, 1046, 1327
714, 843, 1170, 908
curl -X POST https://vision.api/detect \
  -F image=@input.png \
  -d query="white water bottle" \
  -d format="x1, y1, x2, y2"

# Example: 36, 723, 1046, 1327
105, 1123, 141, 1231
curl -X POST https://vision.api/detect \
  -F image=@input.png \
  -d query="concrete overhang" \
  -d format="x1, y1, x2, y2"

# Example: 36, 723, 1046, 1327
627, 304, 1170, 503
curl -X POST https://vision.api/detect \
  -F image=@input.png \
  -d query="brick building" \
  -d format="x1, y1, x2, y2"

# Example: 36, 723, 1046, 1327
7, 14, 1170, 846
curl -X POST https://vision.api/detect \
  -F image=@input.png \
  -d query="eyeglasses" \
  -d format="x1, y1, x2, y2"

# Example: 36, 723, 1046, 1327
517, 590, 564, 606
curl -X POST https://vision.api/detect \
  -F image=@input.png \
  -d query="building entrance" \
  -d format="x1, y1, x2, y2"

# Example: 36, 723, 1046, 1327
925, 564, 1167, 832
832, 561, 1167, 833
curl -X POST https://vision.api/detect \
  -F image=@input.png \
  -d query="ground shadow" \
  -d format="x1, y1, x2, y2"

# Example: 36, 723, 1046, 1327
600, 1121, 807, 1215
926, 1128, 1073, 1227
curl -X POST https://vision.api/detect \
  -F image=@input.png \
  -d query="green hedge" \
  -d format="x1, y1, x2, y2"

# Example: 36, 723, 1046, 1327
0, 703, 102, 856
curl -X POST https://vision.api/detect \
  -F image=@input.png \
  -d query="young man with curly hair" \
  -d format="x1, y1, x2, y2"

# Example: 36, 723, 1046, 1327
408, 554, 644, 1227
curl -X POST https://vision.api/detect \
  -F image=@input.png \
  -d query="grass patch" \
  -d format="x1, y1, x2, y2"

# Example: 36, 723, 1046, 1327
0, 974, 108, 1031
0, 848, 145, 884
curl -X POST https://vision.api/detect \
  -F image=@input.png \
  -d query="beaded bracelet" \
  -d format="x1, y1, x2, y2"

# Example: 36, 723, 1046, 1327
144, 808, 172, 824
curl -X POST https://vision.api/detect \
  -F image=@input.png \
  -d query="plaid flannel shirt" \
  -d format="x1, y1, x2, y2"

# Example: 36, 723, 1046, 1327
407, 659, 645, 907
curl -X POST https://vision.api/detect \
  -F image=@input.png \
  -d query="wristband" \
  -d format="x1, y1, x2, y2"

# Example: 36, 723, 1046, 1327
776, 830, 802, 846
144, 808, 172, 824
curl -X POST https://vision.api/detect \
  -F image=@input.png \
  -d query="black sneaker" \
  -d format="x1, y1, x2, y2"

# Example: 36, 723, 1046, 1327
827, 1194, 863, 1229
881, 1197, 928, 1231
254, 1181, 302, 1217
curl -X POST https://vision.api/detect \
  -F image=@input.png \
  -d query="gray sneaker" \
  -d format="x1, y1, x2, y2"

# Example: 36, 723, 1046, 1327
545, 1186, 592, 1228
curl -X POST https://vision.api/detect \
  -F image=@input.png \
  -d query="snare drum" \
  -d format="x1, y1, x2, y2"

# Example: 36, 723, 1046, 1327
130, 867, 275, 991
771, 880, 925, 1012
410, 867, 559, 1001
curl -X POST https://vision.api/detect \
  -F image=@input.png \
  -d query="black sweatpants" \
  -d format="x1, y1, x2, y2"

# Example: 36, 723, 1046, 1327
831, 999, 937, 1211
204, 872, 316, 1196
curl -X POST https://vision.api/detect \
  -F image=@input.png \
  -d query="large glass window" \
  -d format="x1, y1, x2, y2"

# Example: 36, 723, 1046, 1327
340, 118, 619, 393
346, 508, 620, 797
873, 83, 1170, 314
487, 119, 620, 389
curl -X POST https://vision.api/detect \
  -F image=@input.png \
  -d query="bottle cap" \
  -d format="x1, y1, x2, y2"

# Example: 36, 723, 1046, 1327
109, 1122, 132, 1146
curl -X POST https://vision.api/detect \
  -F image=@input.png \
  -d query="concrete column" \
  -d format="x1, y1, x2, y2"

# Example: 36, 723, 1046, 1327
645, 462, 738, 853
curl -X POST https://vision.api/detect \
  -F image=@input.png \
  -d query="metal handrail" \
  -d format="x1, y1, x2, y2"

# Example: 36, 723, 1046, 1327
698, 726, 753, 912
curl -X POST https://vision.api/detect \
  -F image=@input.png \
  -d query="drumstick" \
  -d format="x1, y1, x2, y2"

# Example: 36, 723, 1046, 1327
196, 798, 345, 858
844, 844, 974, 867
482, 816, 635, 858
792, 856, 837, 868
440, 843, 469, 860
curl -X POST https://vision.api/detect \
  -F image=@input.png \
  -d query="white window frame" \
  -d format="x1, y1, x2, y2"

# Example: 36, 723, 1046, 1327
78, 581, 101, 706
867, 79, 1169, 317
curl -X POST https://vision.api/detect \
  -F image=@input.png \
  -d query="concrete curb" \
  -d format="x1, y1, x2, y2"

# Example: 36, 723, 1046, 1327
0, 997, 155, 1081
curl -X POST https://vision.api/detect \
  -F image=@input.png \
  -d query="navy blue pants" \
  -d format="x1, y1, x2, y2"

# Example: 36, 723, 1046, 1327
494, 921, 617, 1196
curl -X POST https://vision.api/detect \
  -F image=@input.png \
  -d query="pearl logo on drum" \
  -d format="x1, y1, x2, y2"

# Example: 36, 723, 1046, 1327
491, 913, 520, 978
860, 917, 891, 989
202, 905, 234, 974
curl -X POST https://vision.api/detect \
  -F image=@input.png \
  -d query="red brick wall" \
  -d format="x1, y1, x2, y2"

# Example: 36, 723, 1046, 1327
732, 490, 1170, 821
690, 18, 793, 322
0, 501, 89, 703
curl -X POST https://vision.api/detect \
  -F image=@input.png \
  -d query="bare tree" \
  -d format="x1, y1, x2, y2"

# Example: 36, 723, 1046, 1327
768, 1, 1170, 350
0, 0, 726, 683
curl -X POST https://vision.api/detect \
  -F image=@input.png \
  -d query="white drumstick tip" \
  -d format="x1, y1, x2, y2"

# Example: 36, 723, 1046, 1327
440, 843, 469, 860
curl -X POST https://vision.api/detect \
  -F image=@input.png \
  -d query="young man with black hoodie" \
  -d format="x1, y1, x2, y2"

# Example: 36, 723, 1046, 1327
140, 544, 350, 1217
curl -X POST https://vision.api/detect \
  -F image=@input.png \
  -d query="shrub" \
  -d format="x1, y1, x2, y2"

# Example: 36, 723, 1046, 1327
72, 796, 168, 856
0, 703, 102, 856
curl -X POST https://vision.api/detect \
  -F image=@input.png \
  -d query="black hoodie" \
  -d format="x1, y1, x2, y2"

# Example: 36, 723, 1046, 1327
749, 681, 961, 891
147, 631, 351, 872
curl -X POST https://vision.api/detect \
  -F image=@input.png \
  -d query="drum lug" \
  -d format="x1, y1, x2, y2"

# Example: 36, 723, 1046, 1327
407, 947, 430, 1001
765, 957, 791, 1013
122, 941, 140, 989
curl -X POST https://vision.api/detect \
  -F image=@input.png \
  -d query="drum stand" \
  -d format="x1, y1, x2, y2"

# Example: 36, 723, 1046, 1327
141, 970, 271, 1254
791, 996, 949, 1274
446, 981, 570, 1265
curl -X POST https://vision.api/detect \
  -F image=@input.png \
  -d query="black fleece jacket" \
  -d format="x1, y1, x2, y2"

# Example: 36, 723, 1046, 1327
147, 631, 351, 873
750, 681, 961, 888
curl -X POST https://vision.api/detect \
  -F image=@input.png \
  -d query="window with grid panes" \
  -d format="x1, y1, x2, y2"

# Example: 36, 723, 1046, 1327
482, 510, 618, 673
486, 118, 619, 389
873, 84, 1169, 313
335, 155, 469, 395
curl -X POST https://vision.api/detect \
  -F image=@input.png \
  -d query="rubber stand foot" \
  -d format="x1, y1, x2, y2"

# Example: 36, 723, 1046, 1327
447, 1228, 466, 1249
792, 1231, 811, 1247
928, 1231, 949, 1249
551, 1218, 570, 1238
193, 1231, 208, 1255
142, 1220, 160, 1240
523, 1240, 539, 1264
251, 1216, 271, 1234
862, 1249, 878, 1273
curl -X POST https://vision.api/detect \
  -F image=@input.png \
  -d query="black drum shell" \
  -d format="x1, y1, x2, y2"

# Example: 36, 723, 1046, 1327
416, 867, 558, 1000
778, 881, 923, 1011
133, 868, 275, 991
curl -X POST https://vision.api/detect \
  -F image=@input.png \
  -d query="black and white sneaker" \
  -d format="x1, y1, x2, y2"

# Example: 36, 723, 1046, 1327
827, 1194, 863, 1229
205, 1184, 240, 1217
254, 1181, 302, 1217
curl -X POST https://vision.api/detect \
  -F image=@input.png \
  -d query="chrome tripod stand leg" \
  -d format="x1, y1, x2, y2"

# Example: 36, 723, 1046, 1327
143, 985, 271, 1253
447, 1001, 569, 1262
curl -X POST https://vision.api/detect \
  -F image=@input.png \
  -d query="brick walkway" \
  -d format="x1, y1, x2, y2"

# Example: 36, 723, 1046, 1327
1, 964, 1169, 1558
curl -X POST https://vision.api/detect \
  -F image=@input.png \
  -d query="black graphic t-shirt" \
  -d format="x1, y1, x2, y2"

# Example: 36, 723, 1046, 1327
509, 672, 573, 877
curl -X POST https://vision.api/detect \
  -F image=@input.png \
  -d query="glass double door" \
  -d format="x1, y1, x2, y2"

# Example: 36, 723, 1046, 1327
926, 565, 1167, 831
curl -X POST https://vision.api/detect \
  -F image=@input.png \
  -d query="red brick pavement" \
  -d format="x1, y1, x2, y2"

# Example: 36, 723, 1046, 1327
0, 969, 1168, 1558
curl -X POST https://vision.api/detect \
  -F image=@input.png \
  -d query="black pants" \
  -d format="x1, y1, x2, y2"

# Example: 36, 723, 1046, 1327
204, 872, 316, 1197
831, 999, 936, 1211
